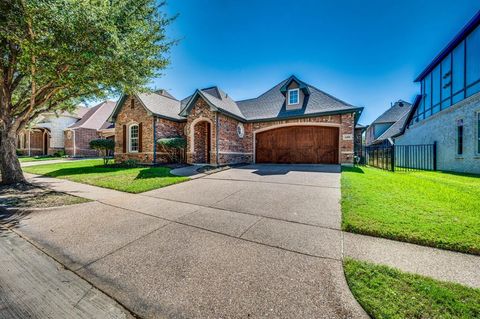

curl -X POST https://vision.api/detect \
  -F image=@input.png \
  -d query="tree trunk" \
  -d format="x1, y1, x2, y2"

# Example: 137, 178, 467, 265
0, 128, 26, 185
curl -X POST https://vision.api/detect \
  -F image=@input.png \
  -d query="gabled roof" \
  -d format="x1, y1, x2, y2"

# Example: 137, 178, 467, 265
415, 10, 480, 82
68, 101, 116, 130
110, 90, 185, 122
236, 77, 362, 121
374, 112, 410, 143
279, 75, 311, 95
372, 100, 412, 125
180, 87, 246, 121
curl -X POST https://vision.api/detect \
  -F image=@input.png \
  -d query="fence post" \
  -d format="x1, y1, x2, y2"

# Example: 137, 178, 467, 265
433, 141, 437, 171
391, 144, 395, 172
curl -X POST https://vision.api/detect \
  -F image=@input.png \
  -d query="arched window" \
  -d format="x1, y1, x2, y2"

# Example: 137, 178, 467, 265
129, 124, 139, 153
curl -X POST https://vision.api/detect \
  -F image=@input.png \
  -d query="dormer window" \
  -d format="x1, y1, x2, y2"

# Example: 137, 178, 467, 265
288, 88, 299, 105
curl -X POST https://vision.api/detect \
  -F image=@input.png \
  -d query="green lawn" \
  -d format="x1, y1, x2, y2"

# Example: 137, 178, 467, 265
344, 259, 480, 319
23, 159, 189, 193
341, 166, 480, 254
18, 156, 58, 163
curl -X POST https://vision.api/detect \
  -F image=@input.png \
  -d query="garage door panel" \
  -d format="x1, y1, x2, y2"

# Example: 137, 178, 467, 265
255, 126, 339, 164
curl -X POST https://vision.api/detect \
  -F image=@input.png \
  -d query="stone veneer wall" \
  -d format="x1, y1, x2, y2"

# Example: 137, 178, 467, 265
115, 95, 186, 164
395, 92, 480, 174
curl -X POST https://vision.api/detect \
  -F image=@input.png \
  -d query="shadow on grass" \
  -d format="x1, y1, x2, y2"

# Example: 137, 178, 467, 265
134, 167, 173, 180
435, 170, 480, 179
341, 166, 365, 174
39, 165, 138, 178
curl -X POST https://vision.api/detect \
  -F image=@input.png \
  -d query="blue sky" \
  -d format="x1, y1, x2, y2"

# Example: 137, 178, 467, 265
151, 0, 480, 124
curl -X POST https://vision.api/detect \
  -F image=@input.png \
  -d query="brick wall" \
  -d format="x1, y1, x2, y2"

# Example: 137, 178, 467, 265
217, 114, 253, 164
114, 95, 186, 164
186, 97, 217, 164
395, 92, 480, 174
64, 128, 100, 157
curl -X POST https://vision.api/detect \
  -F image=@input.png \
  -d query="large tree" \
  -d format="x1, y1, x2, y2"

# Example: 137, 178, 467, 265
0, 0, 173, 184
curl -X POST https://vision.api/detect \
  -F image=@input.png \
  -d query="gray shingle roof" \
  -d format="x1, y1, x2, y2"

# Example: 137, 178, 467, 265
372, 100, 412, 124
68, 101, 116, 130
115, 76, 362, 123
137, 91, 185, 121
374, 111, 410, 143
236, 77, 360, 121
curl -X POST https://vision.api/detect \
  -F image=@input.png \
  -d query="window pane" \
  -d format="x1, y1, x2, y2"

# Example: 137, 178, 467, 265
457, 123, 464, 155
466, 25, 480, 86
467, 81, 480, 97
130, 125, 139, 151
432, 65, 441, 106
424, 73, 432, 110
452, 41, 465, 94
452, 90, 465, 104
441, 54, 452, 103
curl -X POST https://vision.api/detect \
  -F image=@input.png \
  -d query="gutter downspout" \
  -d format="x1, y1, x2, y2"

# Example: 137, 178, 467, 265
73, 129, 76, 157
215, 114, 219, 166
28, 130, 31, 157
153, 117, 157, 166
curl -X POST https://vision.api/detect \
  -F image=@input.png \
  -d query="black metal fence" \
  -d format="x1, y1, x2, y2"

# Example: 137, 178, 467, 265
365, 142, 437, 172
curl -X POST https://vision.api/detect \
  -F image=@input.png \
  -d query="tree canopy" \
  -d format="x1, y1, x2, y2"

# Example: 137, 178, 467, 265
0, 0, 174, 183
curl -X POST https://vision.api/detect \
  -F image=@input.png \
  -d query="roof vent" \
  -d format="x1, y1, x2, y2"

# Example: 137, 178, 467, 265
398, 102, 404, 107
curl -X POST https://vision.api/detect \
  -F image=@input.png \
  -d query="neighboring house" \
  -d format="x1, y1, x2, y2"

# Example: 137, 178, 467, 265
17, 107, 89, 156
17, 101, 115, 157
110, 76, 364, 165
395, 10, 480, 174
365, 100, 412, 146
64, 100, 116, 157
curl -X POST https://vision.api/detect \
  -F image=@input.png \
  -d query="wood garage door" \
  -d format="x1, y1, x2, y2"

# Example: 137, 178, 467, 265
255, 126, 339, 164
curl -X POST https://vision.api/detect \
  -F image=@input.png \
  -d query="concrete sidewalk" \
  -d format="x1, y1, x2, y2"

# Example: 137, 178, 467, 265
0, 228, 132, 319
344, 232, 480, 288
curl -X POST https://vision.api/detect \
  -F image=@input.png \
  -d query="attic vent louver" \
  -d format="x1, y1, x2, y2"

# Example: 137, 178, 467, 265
399, 102, 404, 107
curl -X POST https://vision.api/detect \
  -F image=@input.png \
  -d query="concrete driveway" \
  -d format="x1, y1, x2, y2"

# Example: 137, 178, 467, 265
14, 164, 367, 318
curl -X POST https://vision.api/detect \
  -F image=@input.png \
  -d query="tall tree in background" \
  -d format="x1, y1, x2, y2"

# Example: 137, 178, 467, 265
0, 0, 174, 184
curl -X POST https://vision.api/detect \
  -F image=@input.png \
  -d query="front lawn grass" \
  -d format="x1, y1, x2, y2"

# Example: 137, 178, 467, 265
341, 166, 480, 254
18, 156, 58, 163
344, 259, 480, 319
23, 159, 189, 193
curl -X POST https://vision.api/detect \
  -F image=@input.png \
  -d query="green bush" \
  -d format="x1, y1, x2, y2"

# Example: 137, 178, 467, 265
121, 159, 139, 167
89, 139, 115, 165
53, 150, 66, 157
157, 137, 186, 149
157, 137, 186, 163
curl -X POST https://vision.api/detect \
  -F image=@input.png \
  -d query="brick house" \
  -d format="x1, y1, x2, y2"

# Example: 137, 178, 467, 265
64, 101, 116, 157
365, 100, 412, 146
17, 101, 115, 157
16, 107, 89, 156
110, 76, 364, 165
394, 11, 480, 174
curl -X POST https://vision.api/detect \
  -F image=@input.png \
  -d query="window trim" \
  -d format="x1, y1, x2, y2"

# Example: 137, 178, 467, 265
456, 118, 464, 156
128, 123, 139, 153
287, 88, 300, 105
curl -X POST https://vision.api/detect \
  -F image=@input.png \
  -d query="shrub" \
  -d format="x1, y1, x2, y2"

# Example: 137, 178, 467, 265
89, 139, 115, 165
157, 137, 186, 163
121, 159, 139, 167
53, 150, 66, 157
